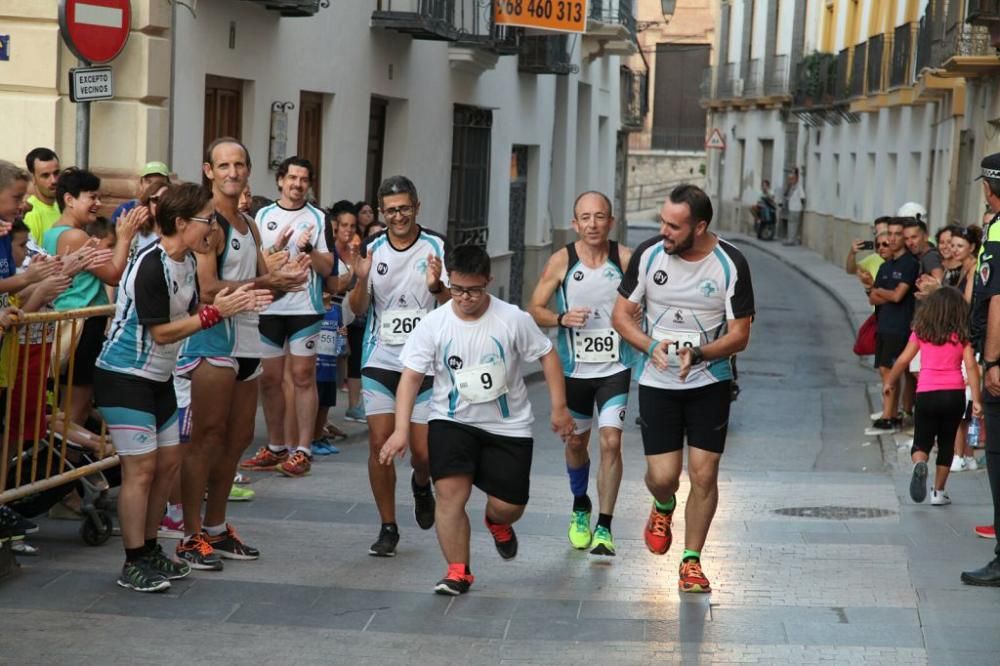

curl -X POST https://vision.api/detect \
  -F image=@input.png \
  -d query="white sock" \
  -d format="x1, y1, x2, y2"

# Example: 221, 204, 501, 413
204, 523, 226, 537
296, 446, 313, 458
267, 443, 286, 453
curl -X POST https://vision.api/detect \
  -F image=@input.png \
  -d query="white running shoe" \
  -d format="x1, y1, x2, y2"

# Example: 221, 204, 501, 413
951, 457, 968, 472
930, 489, 952, 506
965, 456, 979, 471
870, 411, 884, 421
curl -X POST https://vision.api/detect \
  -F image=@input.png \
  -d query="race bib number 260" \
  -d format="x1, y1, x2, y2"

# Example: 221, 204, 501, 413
381, 309, 427, 345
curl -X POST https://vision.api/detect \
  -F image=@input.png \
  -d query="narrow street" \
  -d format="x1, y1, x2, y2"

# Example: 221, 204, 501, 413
1, 236, 998, 665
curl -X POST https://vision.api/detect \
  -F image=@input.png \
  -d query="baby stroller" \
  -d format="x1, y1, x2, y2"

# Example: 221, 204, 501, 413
4, 415, 119, 546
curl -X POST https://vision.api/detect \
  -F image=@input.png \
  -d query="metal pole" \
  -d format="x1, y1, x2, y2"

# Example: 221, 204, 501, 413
75, 58, 90, 169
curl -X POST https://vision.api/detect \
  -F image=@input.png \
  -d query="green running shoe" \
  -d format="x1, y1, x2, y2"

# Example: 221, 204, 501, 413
228, 485, 256, 502
568, 510, 592, 549
146, 544, 191, 580
589, 525, 616, 557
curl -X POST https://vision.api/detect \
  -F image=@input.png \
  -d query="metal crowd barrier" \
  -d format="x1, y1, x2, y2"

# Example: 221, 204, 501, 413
0, 305, 118, 505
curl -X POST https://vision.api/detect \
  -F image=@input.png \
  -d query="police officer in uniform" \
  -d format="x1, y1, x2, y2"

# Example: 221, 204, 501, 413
965, 152, 1000, 586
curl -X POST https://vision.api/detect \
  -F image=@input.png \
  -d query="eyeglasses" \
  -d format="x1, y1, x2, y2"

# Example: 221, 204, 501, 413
878, 242, 891, 248
382, 205, 415, 219
449, 285, 488, 298
189, 215, 216, 226
576, 213, 610, 224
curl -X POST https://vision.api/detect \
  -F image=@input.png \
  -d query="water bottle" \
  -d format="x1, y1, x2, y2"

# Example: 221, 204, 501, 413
968, 417, 981, 449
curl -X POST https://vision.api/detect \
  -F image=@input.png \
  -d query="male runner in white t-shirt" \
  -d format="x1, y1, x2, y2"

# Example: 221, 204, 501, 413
380, 244, 575, 594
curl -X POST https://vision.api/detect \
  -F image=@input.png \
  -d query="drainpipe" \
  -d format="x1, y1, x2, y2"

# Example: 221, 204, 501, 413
168, 0, 177, 171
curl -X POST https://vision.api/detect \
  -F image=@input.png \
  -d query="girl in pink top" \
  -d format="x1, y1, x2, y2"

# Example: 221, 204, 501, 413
884, 287, 982, 505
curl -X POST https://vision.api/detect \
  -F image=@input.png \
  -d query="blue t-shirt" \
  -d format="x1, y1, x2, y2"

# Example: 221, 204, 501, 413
111, 199, 139, 225
874, 253, 919, 336
316, 304, 343, 383
0, 235, 14, 309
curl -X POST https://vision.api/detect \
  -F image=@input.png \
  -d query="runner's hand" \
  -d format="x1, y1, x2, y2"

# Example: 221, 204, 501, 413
296, 229, 315, 252
269, 262, 309, 292
677, 347, 696, 381
263, 249, 289, 273
117, 205, 148, 241
214, 285, 273, 317
560, 307, 591, 328
354, 251, 373, 282
551, 406, 576, 441
379, 430, 409, 465
35, 273, 72, 304
973, 400, 983, 418
271, 226, 294, 253
987, 366, 1000, 398
425, 253, 443, 290
24, 255, 61, 284
649, 340, 670, 371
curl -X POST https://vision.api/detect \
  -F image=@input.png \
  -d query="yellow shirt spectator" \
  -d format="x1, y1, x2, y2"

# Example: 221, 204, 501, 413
23, 195, 61, 245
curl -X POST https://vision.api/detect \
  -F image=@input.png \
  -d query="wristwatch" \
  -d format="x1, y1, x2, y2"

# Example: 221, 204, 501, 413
301, 241, 314, 254
984, 358, 1000, 372
557, 312, 567, 328
429, 281, 443, 295
690, 346, 705, 365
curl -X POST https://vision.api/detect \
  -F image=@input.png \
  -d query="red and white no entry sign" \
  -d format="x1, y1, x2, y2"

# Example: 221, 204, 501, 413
59, 0, 131, 64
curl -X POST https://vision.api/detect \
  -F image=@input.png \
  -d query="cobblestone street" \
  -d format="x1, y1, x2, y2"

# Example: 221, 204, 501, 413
2, 237, 998, 665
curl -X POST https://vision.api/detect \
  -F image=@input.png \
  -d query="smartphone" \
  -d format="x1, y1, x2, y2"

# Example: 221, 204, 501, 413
859, 240, 874, 250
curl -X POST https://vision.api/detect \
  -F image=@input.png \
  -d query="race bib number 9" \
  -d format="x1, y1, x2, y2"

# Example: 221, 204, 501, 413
455, 360, 508, 404
652, 328, 702, 361
573, 327, 619, 363
381, 309, 427, 345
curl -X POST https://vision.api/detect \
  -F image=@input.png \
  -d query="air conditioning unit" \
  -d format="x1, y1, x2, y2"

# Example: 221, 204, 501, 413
733, 78, 744, 97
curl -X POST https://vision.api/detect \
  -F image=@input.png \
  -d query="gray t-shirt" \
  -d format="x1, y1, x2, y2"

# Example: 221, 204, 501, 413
917, 246, 942, 277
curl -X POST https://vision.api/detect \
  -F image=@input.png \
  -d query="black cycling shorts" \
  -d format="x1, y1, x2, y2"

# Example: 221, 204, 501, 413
638, 381, 732, 455
428, 420, 533, 506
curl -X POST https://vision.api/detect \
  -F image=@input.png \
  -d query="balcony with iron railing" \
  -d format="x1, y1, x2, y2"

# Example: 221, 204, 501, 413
849, 41, 867, 97
890, 22, 917, 88
866, 33, 887, 95
938, 19, 998, 74
968, 0, 1000, 24
764, 54, 793, 96
243, 0, 328, 16
791, 52, 836, 107
621, 66, 647, 131
518, 35, 574, 75
716, 62, 739, 99
372, 0, 517, 52
834, 47, 852, 100
583, 0, 638, 56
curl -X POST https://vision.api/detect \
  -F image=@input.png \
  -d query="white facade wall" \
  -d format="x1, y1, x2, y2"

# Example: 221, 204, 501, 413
170, 1, 621, 290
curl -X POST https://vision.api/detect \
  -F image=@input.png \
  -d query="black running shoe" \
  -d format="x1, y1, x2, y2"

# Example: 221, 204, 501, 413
412, 471, 435, 530
0, 505, 38, 539
206, 524, 260, 560
910, 461, 928, 503
369, 523, 399, 557
484, 516, 518, 560
145, 544, 191, 580
117, 559, 170, 593
175, 533, 224, 571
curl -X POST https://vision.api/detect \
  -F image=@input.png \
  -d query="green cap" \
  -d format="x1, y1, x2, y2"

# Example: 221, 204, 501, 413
139, 161, 170, 179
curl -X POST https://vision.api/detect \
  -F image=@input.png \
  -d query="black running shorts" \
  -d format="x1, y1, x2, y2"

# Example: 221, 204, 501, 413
428, 420, 533, 506
638, 381, 732, 455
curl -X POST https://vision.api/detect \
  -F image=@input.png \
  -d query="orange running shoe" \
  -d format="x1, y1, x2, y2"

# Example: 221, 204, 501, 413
975, 524, 995, 539
240, 446, 288, 471
277, 450, 312, 478
679, 559, 711, 593
434, 563, 475, 596
644, 503, 673, 555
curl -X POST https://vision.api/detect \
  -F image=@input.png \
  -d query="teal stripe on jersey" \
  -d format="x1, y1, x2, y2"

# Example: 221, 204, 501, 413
158, 410, 179, 434
497, 394, 511, 418
362, 375, 395, 398
555, 284, 575, 375
361, 301, 377, 366
290, 319, 322, 342
421, 231, 443, 257
443, 341, 459, 417
644, 243, 664, 273
713, 246, 732, 290
706, 359, 733, 381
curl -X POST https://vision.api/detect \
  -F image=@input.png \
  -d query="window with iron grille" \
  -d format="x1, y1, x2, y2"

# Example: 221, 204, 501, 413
448, 105, 493, 249
652, 44, 709, 151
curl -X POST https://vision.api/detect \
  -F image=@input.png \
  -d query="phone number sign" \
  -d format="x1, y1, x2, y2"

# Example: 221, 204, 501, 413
495, 0, 588, 33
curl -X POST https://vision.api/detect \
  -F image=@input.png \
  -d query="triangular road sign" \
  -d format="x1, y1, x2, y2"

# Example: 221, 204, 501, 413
705, 128, 726, 150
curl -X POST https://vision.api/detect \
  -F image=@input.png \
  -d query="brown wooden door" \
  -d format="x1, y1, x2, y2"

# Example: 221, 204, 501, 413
204, 75, 244, 150
298, 91, 324, 201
